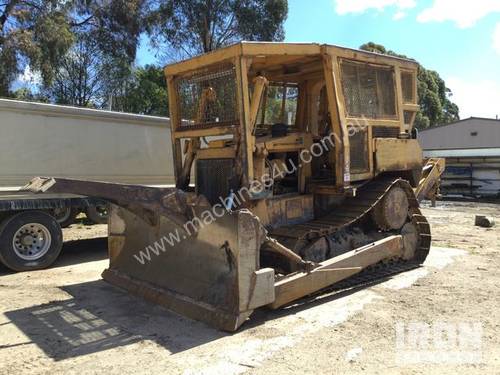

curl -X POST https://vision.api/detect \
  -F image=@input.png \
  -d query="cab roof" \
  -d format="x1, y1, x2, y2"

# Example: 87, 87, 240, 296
164, 41, 418, 76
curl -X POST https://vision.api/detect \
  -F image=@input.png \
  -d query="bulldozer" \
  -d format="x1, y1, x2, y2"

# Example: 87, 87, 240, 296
25, 42, 444, 331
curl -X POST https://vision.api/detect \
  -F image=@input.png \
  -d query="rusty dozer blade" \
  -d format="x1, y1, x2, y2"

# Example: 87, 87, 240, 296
24, 177, 405, 331
24, 177, 276, 330
104, 203, 275, 331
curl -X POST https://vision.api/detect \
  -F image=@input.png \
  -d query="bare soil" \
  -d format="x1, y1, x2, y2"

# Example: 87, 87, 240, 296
0, 201, 499, 374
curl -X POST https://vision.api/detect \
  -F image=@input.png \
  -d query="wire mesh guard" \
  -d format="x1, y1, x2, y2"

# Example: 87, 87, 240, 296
403, 110, 414, 126
340, 60, 397, 119
401, 72, 415, 104
349, 127, 369, 172
176, 64, 238, 128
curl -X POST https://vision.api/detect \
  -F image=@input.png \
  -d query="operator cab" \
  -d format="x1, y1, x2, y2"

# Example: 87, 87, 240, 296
164, 42, 420, 227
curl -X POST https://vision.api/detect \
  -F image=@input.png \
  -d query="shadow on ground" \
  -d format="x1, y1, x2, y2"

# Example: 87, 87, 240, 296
4, 279, 228, 360
0, 237, 108, 276
54, 237, 108, 268
2, 264, 402, 361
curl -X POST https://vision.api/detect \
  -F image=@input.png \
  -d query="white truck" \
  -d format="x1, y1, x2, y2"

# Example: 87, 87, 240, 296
0, 98, 173, 271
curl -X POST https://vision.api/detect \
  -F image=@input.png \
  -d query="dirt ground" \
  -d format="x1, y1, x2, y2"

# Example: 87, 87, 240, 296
0, 200, 499, 374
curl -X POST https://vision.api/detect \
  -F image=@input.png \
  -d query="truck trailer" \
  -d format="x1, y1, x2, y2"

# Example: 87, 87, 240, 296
0, 98, 173, 271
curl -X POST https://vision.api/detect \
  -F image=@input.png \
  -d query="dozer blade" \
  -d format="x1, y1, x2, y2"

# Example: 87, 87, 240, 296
23, 177, 406, 331
23, 177, 276, 331
104, 203, 276, 331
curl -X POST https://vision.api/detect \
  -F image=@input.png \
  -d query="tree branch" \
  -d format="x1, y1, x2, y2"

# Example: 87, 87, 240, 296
0, 0, 19, 33
70, 15, 94, 28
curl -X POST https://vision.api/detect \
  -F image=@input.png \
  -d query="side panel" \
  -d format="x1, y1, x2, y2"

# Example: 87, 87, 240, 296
374, 138, 423, 173
0, 99, 174, 188
266, 195, 314, 228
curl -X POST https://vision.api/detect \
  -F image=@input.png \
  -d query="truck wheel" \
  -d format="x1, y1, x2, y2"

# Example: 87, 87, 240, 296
0, 211, 63, 271
85, 204, 108, 224
51, 207, 78, 228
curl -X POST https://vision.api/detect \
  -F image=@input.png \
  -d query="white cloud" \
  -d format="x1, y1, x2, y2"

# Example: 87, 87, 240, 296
493, 22, 500, 55
417, 0, 500, 28
393, 11, 407, 20
446, 76, 500, 119
335, 0, 416, 15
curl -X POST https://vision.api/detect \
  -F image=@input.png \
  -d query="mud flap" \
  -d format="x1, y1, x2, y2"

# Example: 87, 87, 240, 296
104, 204, 275, 331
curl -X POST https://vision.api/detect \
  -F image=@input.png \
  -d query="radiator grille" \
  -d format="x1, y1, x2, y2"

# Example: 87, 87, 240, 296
372, 126, 399, 138
196, 159, 237, 205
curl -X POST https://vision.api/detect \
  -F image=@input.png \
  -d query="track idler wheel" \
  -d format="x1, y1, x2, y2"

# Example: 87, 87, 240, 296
372, 186, 409, 230
400, 221, 419, 260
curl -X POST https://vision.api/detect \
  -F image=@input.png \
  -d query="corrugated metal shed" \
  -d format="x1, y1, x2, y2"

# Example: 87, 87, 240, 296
418, 117, 500, 198
418, 117, 500, 150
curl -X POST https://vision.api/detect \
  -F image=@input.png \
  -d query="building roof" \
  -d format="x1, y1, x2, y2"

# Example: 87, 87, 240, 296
0, 98, 170, 127
418, 117, 500, 150
419, 116, 500, 132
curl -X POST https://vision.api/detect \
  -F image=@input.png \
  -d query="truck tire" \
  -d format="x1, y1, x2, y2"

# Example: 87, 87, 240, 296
0, 211, 63, 271
51, 206, 78, 228
85, 204, 108, 224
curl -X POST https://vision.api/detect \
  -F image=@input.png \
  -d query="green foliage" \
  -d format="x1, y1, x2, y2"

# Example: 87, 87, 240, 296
417, 68, 459, 127
2, 1, 288, 115
359, 42, 459, 129
145, 0, 288, 59
234, 0, 287, 42
10, 87, 49, 103
0, 0, 145, 97
43, 34, 128, 107
74, 0, 145, 63
359, 42, 390, 55
111, 65, 168, 116
0, 1, 75, 96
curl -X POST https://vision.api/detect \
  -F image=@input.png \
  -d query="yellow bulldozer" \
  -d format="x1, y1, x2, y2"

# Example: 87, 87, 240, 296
25, 42, 444, 331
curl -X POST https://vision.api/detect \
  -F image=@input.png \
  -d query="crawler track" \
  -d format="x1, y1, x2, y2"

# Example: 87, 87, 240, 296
270, 176, 431, 281
330, 260, 421, 292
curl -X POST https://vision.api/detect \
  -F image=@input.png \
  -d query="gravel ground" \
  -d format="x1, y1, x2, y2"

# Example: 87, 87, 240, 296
0, 200, 498, 375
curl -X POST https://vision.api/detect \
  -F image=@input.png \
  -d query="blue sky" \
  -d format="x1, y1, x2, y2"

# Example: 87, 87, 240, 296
138, 0, 500, 119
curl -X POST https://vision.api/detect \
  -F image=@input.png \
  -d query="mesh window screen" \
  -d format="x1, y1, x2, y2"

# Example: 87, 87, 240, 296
176, 64, 238, 128
340, 60, 397, 119
401, 72, 415, 103
403, 110, 414, 125
349, 128, 369, 172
